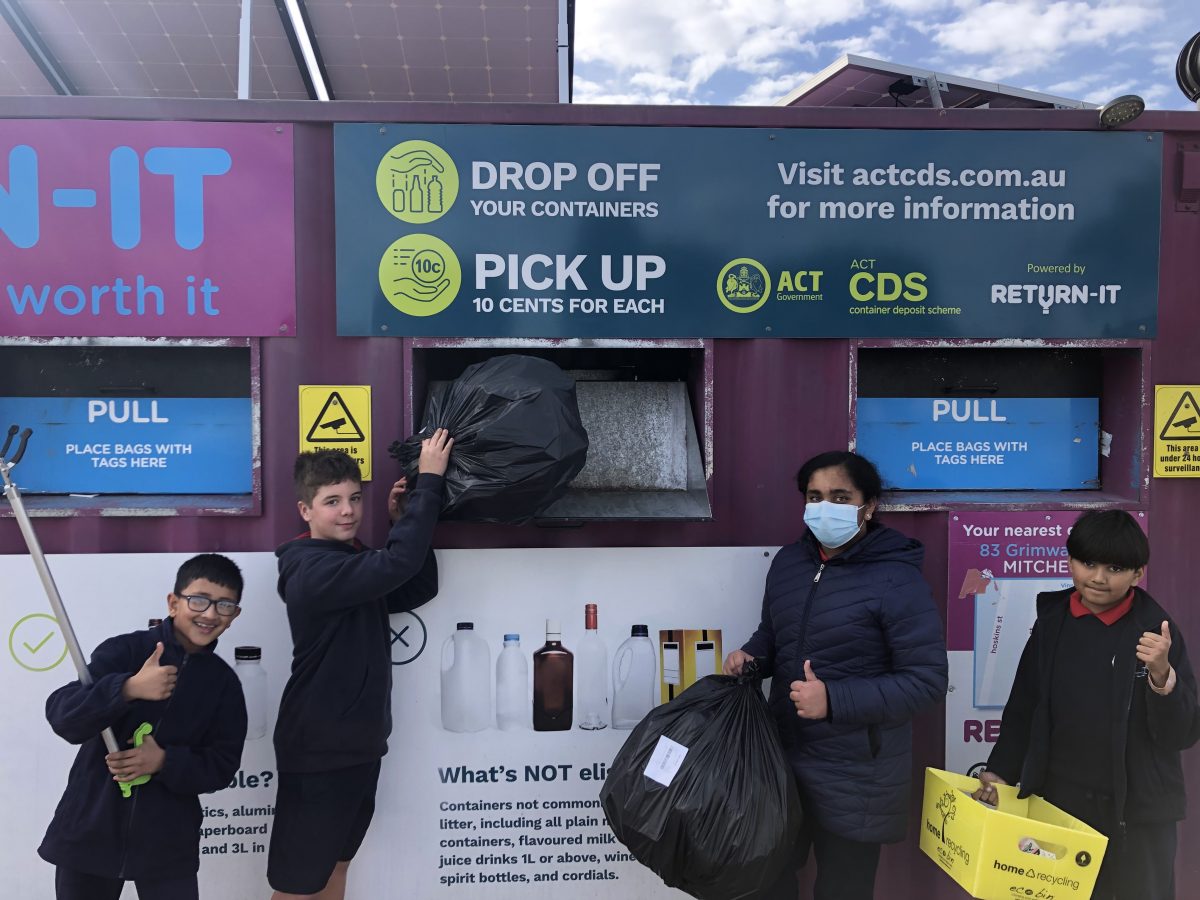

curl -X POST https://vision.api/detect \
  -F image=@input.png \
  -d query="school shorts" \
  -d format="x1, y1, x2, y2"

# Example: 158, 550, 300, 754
54, 866, 198, 900
266, 760, 381, 895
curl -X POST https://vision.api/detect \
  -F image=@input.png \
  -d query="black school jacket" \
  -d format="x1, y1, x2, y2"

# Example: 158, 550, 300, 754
273, 473, 443, 774
38, 618, 247, 880
987, 587, 1200, 825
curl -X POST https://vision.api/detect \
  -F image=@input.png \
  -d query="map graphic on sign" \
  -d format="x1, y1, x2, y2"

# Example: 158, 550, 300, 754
1158, 389, 1200, 440
305, 391, 365, 442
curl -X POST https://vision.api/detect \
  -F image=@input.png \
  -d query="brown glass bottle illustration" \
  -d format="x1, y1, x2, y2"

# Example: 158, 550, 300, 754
533, 618, 573, 731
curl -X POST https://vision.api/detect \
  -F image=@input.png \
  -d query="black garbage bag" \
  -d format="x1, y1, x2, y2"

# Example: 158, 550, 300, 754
388, 355, 588, 524
599, 664, 802, 900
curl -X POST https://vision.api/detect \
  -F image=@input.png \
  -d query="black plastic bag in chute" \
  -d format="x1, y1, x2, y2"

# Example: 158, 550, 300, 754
388, 355, 588, 525
599, 664, 802, 900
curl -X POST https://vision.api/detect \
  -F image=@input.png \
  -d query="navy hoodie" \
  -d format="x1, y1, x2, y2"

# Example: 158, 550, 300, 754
38, 618, 247, 880
273, 472, 443, 774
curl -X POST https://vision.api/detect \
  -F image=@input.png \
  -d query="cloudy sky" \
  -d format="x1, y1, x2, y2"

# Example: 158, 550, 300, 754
573, 0, 1198, 110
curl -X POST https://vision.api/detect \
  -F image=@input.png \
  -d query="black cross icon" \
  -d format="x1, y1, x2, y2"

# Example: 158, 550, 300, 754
389, 611, 426, 666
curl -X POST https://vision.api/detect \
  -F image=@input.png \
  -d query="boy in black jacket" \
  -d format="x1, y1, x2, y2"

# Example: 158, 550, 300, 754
268, 432, 451, 900
39, 553, 248, 900
974, 510, 1200, 900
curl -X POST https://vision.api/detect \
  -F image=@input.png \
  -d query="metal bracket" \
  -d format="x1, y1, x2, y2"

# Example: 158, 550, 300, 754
911, 73, 948, 109
1176, 143, 1200, 213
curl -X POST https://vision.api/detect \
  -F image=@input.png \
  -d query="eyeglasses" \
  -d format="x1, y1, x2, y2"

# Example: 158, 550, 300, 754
181, 594, 240, 617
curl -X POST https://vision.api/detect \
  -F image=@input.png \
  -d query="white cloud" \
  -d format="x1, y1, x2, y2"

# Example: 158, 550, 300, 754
571, 0, 1195, 110
821, 24, 894, 59
575, 0, 867, 91
735, 71, 819, 105
934, 1, 1162, 76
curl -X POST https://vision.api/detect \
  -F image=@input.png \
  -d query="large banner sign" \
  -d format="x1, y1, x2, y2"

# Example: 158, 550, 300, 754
0, 120, 296, 338
943, 510, 1146, 777
334, 125, 1161, 339
2, 547, 773, 899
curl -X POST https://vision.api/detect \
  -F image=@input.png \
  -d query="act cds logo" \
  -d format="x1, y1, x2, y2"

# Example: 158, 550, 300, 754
716, 258, 772, 314
375, 140, 459, 224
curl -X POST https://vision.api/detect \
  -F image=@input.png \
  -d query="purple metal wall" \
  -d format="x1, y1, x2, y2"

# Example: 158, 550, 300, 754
3, 99, 1200, 898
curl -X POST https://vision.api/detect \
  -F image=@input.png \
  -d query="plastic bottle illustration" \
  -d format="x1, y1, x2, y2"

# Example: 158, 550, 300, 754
235, 646, 268, 741
428, 174, 444, 212
576, 604, 609, 730
408, 174, 424, 213
441, 622, 492, 733
391, 173, 406, 213
533, 619, 573, 731
612, 624, 657, 729
496, 633, 529, 730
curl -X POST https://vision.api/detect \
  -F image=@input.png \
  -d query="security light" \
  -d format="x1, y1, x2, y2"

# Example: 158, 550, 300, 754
1098, 95, 1145, 129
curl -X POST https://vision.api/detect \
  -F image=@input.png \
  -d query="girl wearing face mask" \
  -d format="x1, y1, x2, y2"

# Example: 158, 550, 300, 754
724, 450, 948, 900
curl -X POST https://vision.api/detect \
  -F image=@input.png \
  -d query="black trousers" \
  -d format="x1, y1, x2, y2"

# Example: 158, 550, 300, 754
762, 816, 882, 900
55, 866, 199, 900
1088, 821, 1177, 900
1042, 779, 1177, 900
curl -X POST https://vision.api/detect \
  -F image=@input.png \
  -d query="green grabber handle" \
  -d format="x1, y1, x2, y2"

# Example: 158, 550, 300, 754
118, 723, 155, 799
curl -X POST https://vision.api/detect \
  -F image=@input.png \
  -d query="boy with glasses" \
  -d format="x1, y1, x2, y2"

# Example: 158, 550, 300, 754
38, 553, 249, 900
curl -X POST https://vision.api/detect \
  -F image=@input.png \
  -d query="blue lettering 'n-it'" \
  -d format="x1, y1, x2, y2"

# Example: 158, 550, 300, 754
0, 145, 39, 249
143, 147, 232, 250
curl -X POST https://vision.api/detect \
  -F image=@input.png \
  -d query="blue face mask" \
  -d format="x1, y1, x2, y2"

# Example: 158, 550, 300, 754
804, 501, 865, 549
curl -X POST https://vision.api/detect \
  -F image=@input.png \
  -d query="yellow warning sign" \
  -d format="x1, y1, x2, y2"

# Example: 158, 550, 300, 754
299, 385, 372, 481
1154, 385, 1200, 478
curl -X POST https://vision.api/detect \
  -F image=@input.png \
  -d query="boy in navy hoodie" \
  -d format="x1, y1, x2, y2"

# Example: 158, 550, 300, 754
268, 431, 451, 900
39, 553, 248, 900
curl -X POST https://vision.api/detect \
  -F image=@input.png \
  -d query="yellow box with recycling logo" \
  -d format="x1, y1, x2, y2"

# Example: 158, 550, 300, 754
919, 768, 1107, 900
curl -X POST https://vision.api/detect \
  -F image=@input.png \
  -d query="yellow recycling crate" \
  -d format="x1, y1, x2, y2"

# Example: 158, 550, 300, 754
919, 768, 1108, 900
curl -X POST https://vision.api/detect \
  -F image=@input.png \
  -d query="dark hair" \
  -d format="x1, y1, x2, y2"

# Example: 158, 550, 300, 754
1066, 509, 1149, 569
174, 553, 244, 600
795, 450, 883, 504
293, 449, 362, 505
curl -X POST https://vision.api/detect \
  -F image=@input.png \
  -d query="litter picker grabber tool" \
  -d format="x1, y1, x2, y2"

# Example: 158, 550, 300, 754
1, 425, 151, 797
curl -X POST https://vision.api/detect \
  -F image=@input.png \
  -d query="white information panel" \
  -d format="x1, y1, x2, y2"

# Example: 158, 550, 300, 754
1, 546, 774, 899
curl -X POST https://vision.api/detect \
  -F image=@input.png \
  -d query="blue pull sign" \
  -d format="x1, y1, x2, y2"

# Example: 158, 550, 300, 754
857, 397, 1099, 490
0, 397, 251, 494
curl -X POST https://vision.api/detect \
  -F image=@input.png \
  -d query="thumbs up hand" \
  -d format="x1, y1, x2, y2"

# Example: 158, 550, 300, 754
1137, 620, 1173, 688
121, 642, 178, 702
789, 659, 829, 720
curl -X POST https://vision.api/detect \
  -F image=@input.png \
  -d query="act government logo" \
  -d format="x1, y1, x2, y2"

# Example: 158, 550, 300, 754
375, 140, 459, 224
378, 234, 462, 317
717, 258, 772, 314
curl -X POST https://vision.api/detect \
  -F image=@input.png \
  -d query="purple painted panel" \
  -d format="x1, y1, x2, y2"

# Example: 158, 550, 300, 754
0, 120, 295, 337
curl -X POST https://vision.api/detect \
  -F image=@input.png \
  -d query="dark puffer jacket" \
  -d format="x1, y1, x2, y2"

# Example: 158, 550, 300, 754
742, 525, 948, 844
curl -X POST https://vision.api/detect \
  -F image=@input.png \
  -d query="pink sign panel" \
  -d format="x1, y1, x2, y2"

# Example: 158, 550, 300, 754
0, 120, 295, 337
943, 509, 1147, 776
